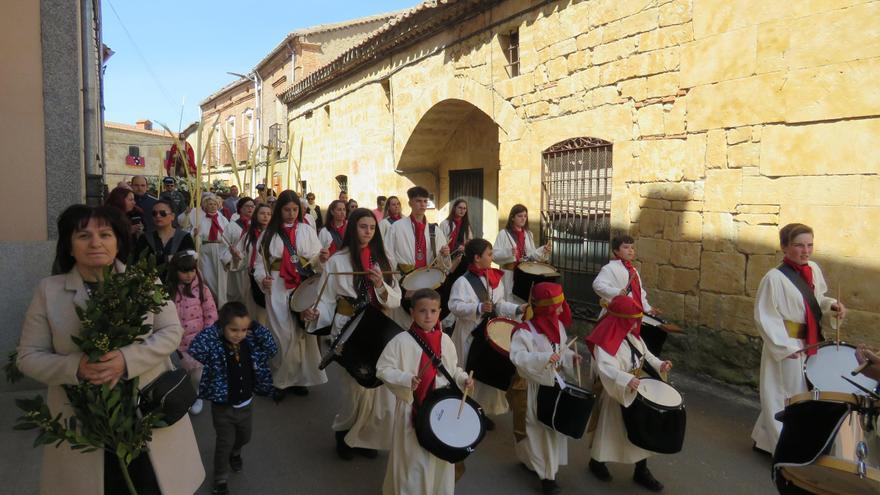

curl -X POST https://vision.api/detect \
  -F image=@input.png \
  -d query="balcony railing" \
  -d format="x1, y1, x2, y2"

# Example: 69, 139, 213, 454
235, 134, 252, 162
268, 123, 285, 153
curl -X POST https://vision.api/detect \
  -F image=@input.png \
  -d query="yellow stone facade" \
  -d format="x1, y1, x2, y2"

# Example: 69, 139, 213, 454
278, 0, 880, 385
103, 122, 174, 187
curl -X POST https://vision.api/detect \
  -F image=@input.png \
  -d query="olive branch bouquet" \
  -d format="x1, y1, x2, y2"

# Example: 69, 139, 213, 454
14, 257, 171, 495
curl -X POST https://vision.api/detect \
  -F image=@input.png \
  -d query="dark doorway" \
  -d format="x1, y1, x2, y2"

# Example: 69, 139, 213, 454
449, 168, 484, 238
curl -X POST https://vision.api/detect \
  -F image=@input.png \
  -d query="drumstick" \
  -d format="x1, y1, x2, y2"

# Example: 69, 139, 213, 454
458, 370, 474, 419
852, 361, 871, 376
836, 286, 842, 350
310, 275, 330, 311
793, 341, 823, 355
575, 341, 582, 387
330, 271, 400, 276
545, 337, 578, 369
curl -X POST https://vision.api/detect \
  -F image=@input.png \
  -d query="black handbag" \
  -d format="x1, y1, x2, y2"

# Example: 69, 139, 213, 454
138, 367, 196, 426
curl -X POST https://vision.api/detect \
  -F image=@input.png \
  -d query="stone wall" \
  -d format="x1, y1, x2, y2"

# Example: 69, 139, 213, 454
103, 124, 175, 185
285, 0, 880, 387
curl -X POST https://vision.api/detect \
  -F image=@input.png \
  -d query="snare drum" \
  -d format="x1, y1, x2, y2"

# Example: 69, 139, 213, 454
400, 267, 446, 291
621, 378, 686, 454
512, 262, 560, 301
775, 391, 880, 495
536, 381, 596, 439
414, 387, 487, 463
465, 318, 518, 391
804, 342, 879, 395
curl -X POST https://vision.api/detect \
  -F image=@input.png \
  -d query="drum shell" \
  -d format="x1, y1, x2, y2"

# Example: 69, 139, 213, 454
414, 387, 487, 463
512, 264, 560, 301
465, 319, 516, 391
621, 381, 686, 454
536, 383, 596, 439
331, 305, 405, 388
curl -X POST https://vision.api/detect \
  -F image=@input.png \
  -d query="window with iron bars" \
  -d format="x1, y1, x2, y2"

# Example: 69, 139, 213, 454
500, 30, 520, 78
540, 137, 613, 321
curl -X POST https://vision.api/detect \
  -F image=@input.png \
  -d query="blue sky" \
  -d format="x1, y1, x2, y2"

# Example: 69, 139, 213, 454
102, 0, 416, 131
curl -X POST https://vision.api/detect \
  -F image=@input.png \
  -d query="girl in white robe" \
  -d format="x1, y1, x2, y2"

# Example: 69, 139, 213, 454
223, 199, 254, 304
585, 295, 672, 492
310, 208, 402, 458
253, 190, 329, 394
317, 199, 348, 257
439, 198, 474, 330
751, 224, 842, 454
376, 290, 472, 495
178, 194, 230, 308
509, 282, 578, 493
378, 195, 403, 240
493, 204, 550, 303
449, 238, 523, 418
230, 203, 270, 326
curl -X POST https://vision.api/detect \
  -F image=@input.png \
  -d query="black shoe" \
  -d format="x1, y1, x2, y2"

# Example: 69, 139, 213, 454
335, 431, 355, 461
752, 442, 771, 456
272, 387, 285, 403
229, 454, 243, 472
212, 480, 230, 495
589, 459, 612, 482
355, 447, 378, 459
289, 386, 309, 396
541, 479, 561, 494
484, 417, 496, 431
633, 467, 664, 492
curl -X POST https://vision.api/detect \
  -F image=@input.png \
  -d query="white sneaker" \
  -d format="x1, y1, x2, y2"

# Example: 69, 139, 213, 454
190, 398, 203, 415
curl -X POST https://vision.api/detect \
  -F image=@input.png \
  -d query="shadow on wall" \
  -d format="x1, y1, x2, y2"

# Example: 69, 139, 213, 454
623, 184, 880, 388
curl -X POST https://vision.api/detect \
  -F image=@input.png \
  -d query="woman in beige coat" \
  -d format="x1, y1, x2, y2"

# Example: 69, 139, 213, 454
17, 205, 205, 495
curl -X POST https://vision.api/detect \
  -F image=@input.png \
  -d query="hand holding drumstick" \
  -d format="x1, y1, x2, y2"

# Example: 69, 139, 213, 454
854, 345, 880, 381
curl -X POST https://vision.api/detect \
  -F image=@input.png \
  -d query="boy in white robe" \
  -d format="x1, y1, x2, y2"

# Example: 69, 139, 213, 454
310, 208, 402, 460
449, 238, 525, 424
493, 204, 550, 302
585, 294, 672, 492
376, 289, 473, 495
253, 190, 330, 398
751, 223, 843, 454
509, 282, 579, 494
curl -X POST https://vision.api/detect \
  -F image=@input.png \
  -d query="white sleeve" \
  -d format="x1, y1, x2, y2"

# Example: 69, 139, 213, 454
493, 231, 515, 264
594, 345, 638, 407
509, 329, 556, 386
376, 338, 415, 404
592, 264, 621, 302
754, 274, 801, 361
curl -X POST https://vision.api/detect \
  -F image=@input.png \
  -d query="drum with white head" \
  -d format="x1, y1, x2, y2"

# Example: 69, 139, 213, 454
414, 387, 486, 463
400, 267, 446, 291
805, 342, 878, 394
288, 275, 323, 313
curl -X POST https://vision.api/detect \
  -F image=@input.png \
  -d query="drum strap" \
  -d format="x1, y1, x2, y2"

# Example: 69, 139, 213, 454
429, 223, 437, 261
407, 329, 461, 394
625, 336, 662, 381
280, 231, 315, 279
776, 263, 823, 328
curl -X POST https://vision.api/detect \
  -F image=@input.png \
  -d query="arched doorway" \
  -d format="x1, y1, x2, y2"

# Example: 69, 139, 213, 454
397, 99, 500, 238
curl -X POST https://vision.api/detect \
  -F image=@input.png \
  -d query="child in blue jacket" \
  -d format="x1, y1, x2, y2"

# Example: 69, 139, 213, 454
189, 301, 278, 495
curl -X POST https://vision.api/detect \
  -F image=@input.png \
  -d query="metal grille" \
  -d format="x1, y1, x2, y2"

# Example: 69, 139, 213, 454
540, 137, 613, 320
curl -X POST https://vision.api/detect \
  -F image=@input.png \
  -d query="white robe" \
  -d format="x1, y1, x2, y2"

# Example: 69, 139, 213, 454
751, 261, 836, 452
587, 335, 663, 464
493, 229, 547, 302
449, 274, 519, 415
376, 331, 469, 495
378, 217, 397, 241
592, 259, 653, 316
178, 209, 231, 308
438, 218, 473, 248
223, 219, 250, 305
253, 224, 328, 388
509, 322, 577, 480
312, 250, 402, 450
317, 225, 345, 253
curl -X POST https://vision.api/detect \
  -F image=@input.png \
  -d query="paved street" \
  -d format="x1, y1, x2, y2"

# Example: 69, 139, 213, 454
0, 364, 777, 495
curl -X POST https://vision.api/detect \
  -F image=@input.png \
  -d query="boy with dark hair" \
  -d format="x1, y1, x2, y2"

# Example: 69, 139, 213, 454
188, 302, 278, 495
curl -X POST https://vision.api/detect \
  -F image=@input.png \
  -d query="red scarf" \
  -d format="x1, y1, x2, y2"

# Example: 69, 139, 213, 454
586, 295, 644, 355
279, 224, 302, 290
448, 217, 463, 250
783, 258, 820, 355
412, 215, 427, 269
359, 244, 377, 304
327, 221, 347, 256
411, 322, 442, 409
248, 228, 263, 270
468, 263, 503, 290
237, 217, 251, 241
206, 212, 223, 241
389, 214, 401, 222
523, 282, 571, 345
513, 228, 526, 262
615, 255, 643, 311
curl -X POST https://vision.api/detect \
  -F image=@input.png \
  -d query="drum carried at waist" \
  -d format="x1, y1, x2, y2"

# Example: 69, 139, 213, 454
774, 391, 880, 495
621, 377, 686, 454
288, 275, 323, 327
414, 387, 487, 463
804, 342, 879, 395
536, 380, 596, 439
318, 304, 404, 388
465, 318, 518, 391
512, 262, 560, 301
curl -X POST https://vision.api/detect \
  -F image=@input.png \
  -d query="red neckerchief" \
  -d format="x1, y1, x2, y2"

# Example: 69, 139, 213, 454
412, 215, 427, 269
279, 224, 302, 290
448, 217, 463, 250
513, 227, 526, 261
327, 220, 347, 256
783, 258, 820, 355
236, 217, 251, 240
411, 322, 442, 409
359, 244, 377, 304
248, 228, 263, 269
388, 214, 401, 223
615, 255, 643, 311
206, 212, 223, 241
468, 263, 503, 289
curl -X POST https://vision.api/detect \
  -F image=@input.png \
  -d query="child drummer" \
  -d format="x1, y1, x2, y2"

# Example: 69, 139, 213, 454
509, 282, 580, 494
585, 295, 672, 492
448, 238, 527, 429
376, 289, 474, 495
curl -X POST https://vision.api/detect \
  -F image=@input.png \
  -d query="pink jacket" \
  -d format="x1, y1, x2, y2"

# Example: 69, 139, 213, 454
173, 280, 218, 352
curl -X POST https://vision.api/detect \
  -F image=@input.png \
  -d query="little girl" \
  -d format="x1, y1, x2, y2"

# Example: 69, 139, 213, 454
168, 250, 219, 415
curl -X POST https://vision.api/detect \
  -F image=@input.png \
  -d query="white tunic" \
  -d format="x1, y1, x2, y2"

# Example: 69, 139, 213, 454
378, 217, 398, 241
509, 322, 577, 480
493, 229, 547, 302
592, 259, 653, 316
232, 233, 269, 326
223, 219, 250, 305
438, 218, 473, 248
253, 224, 328, 388
448, 274, 519, 415
751, 261, 836, 452
376, 331, 469, 495
312, 250, 402, 450
317, 225, 345, 253
179, 209, 231, 308
587, 335, 663, 464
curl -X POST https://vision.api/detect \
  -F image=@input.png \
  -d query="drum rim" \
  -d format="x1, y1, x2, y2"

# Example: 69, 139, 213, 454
516, 261, 560, 276
486, 317, 517, 355
786, 390, 862, 407
803, 341, 879, 392
637, 378, 684, 410
401, 267, 446, 290
288, 276, 322, 312
416, 386, 486, 453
